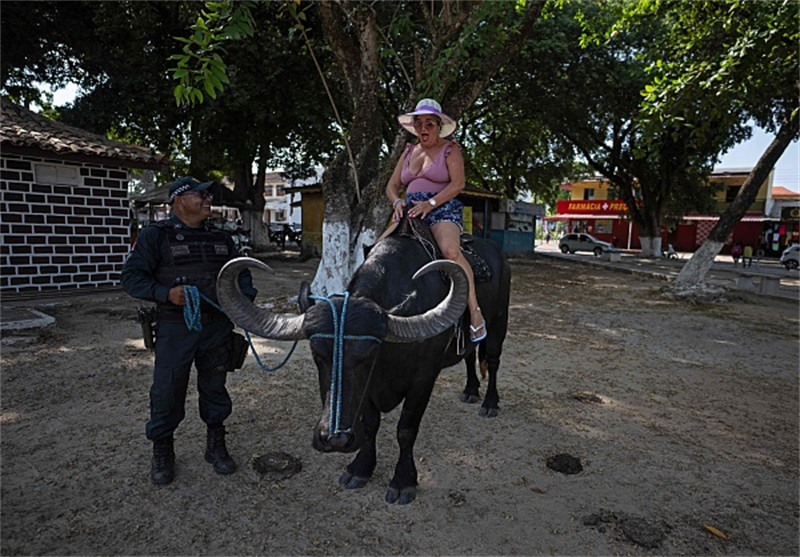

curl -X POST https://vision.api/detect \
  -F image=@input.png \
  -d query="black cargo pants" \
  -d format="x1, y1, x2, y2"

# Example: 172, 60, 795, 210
145, 314, 234, 441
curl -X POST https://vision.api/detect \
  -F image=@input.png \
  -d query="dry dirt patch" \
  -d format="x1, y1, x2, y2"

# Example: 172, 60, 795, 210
2, 256, 798, 555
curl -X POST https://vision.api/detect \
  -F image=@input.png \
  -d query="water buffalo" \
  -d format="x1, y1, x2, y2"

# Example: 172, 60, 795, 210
217, 233, 510, 504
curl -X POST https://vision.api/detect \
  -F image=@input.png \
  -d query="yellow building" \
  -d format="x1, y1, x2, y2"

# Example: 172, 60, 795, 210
286, 185, 503, 256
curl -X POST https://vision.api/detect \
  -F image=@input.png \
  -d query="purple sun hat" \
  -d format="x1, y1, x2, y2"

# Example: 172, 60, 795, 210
397, 98, 457, 138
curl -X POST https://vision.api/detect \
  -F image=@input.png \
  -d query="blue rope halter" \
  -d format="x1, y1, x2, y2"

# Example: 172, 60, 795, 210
181, 284, 298, 373
307, 292, 382, 436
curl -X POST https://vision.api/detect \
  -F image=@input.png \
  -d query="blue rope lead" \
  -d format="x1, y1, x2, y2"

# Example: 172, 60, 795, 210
245, 331, 298, 372
181, 284, 298, 373
308, 292, 382, 435
183, 285, 203, 331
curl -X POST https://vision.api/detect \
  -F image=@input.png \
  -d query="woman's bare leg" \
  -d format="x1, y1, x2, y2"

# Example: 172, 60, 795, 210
431, 222, 483, 330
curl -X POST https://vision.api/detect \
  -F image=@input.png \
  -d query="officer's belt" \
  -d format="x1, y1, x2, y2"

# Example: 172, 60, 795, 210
157, 306, 228, 325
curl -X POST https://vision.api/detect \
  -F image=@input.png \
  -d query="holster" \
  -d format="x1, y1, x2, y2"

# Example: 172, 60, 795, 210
137, 306, 159, 351
227, 332, 249, 371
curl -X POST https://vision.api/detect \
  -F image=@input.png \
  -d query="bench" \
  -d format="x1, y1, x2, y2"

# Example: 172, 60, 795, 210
735, 272, 781, 295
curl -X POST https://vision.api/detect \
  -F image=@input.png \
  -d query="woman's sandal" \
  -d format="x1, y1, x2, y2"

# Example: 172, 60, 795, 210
469, 314, 487, 343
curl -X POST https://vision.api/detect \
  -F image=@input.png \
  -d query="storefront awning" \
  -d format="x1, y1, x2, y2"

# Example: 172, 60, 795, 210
545, 213, 779, 223
680, 215, 779, 222
544, 214, 626, 221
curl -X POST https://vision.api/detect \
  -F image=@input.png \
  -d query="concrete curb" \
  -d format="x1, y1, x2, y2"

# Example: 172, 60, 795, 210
525, 250, 799, 302
0, 308, 56, 332
529, 251, 675, 282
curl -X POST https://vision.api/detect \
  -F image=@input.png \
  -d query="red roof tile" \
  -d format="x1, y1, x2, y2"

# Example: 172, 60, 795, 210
771, 186, 800, 199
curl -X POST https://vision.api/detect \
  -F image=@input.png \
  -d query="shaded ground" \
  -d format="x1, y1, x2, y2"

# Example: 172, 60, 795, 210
1, 255, 798, 555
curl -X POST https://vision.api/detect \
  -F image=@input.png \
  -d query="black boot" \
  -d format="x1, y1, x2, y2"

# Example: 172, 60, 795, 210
205, 425, 236, 475
151, 437, 175, 485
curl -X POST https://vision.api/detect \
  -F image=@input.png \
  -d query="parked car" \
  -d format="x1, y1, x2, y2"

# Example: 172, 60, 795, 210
559, 233, 613, 256
779, 244, 799, 270
268, 222, 302, 248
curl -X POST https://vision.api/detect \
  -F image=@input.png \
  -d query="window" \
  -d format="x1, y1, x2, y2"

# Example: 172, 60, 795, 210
583, 188, 595, 200
595, 220, 612, 234
35, 163, 79, 185
725, 186, 741, 203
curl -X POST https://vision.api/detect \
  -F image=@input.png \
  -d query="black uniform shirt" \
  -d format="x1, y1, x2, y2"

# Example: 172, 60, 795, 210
121, 215, 257, 306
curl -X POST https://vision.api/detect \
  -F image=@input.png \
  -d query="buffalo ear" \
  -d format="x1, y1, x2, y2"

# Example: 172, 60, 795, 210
298, 281, 314, 313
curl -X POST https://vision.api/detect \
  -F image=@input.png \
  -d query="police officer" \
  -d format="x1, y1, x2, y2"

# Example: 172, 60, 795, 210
121, 176, 257, 485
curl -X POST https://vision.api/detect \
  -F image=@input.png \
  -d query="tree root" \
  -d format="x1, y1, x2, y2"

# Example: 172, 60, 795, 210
660, 283, 729, 304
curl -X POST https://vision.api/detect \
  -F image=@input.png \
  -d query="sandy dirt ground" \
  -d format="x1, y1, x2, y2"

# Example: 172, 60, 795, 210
1, 254, 798, 556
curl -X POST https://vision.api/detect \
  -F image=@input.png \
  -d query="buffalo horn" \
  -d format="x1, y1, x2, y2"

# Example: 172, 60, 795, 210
385, 259, 469, 342
216, 257, 306, 340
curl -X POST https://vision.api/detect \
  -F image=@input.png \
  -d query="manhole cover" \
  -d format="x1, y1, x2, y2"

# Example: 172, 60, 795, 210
252, 452, 302, 481
546, 453, 583, 474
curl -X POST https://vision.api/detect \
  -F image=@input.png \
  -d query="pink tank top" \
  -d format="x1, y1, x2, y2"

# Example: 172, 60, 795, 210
401, 141, 459, 194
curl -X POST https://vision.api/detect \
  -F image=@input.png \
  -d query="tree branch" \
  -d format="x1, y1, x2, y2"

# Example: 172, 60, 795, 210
708, 111, 799, 242
445, 1, 544, 116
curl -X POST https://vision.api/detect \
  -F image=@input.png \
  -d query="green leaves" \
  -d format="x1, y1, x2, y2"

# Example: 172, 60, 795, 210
169, 0, 257, 106
625, 0, 798, 135
408, 1, 535, 98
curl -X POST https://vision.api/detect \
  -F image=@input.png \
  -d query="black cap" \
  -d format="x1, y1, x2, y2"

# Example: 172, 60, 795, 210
168, 176, 213, 203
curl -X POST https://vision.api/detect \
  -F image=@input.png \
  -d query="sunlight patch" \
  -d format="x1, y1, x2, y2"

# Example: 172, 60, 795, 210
1, 411, 21, 424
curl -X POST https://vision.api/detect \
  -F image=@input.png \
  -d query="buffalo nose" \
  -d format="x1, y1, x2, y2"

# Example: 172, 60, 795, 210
326, 431, 353, 450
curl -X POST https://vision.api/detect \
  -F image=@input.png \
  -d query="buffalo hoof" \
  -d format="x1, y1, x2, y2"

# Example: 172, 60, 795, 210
385, 486, 416, 505
339, 470, 369, 489
460, 393, 480, 404
478, 406, 498, 418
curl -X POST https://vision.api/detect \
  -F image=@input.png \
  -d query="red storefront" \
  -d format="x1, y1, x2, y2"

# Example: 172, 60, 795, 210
547, 200, 640, 249
546, 199, 784, 253
670, 215, 782, 255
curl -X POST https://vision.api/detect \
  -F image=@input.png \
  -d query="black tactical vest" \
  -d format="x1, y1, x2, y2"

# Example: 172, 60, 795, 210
153, 221, 232, 307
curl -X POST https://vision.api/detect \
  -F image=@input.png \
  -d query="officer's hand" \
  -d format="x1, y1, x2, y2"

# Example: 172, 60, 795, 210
168, 286, 186, 306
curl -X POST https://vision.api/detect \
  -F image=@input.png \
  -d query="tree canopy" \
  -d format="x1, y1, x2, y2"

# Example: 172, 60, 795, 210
1, 0, 345, 247
170, 0, 546, 292
1, 1, 340, 188
3, 0, 795, 288
497, 0, 748, 256
613, 0, 799, 284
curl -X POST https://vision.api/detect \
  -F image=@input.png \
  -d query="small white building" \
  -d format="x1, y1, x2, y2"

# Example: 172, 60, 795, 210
0, 97, 167, 294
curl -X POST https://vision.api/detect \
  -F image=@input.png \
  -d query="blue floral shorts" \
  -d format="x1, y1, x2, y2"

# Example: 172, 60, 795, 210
406, 191, 463, 229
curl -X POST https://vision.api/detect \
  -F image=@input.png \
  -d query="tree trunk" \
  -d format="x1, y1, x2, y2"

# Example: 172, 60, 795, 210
639, 236, 662, 258
309, 0, 543, 294
311, 149, 377, 295
638, 209, 664, 257
674, 113, 799, 288
250, 148, 268, 249
673, 237, 724, 288
233, 162, 252, 203
310, 2, 383, 295
241, 207, 267, 249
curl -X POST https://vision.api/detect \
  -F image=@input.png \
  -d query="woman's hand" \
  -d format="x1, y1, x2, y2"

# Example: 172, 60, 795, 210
408, 199, 433, 220
392, 199, 406, 222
